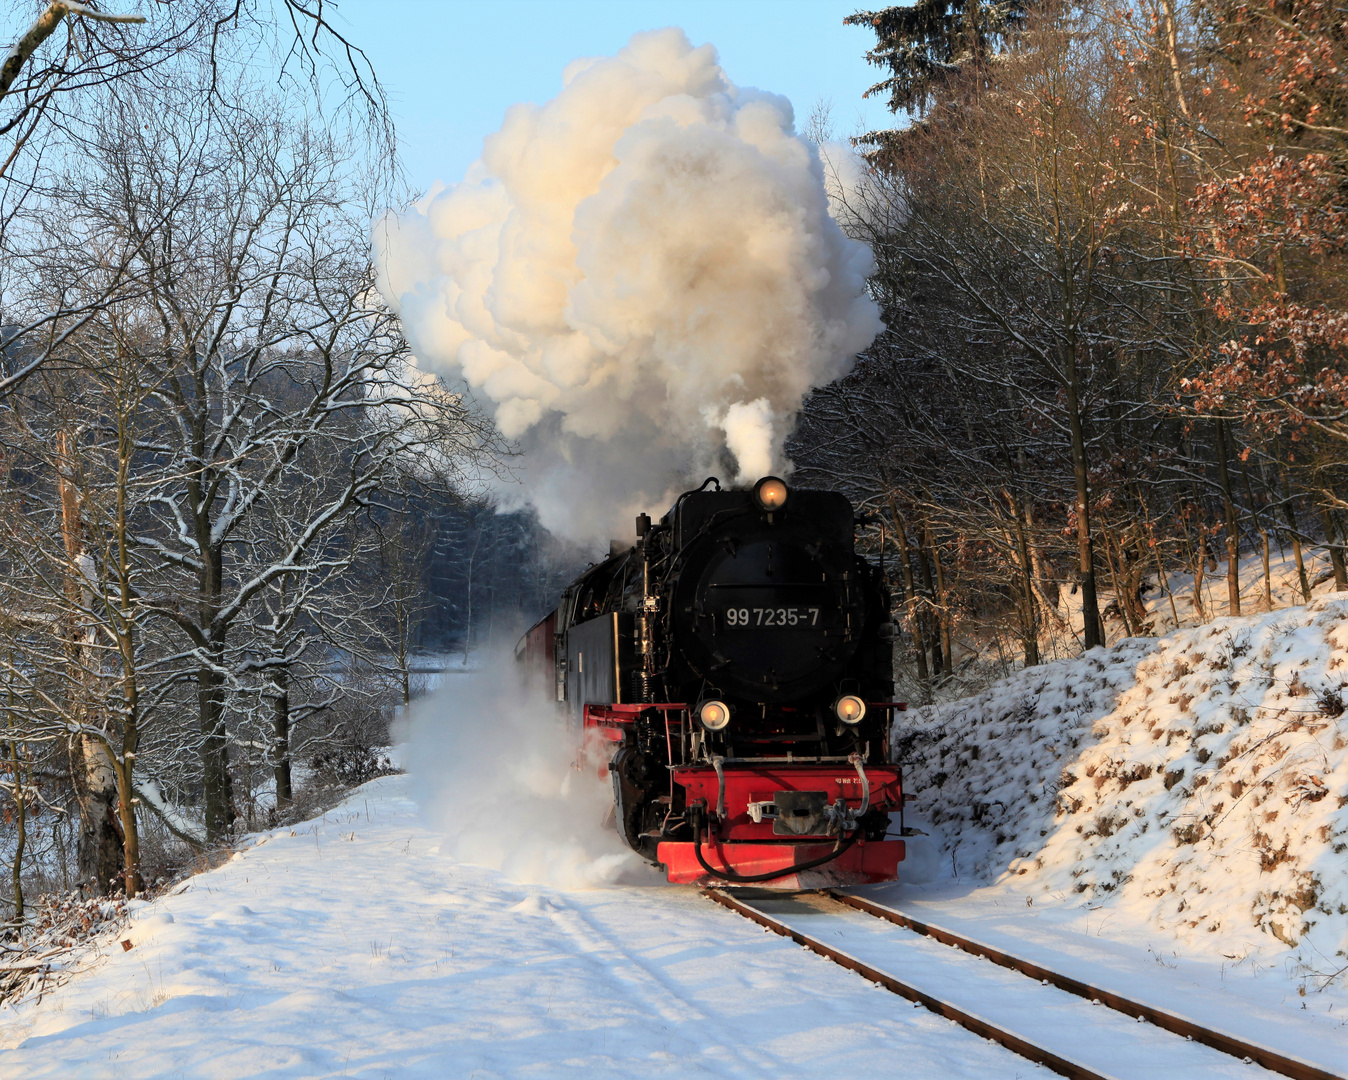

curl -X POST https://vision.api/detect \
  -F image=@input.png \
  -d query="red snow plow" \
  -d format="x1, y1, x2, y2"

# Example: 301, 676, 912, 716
656, 759, 904, 886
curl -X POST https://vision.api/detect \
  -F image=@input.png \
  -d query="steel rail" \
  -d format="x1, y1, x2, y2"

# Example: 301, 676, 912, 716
827, 891, 1344, 1080
702, 887, 1117, 1080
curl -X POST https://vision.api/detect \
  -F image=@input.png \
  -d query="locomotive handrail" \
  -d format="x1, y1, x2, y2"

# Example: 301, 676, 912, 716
711, 754, 726, 819
848, 753, 870, 816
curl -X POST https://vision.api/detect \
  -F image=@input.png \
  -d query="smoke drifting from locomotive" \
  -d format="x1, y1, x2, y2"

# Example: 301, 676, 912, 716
399, 652, 659, 888
374, 28, 881, 545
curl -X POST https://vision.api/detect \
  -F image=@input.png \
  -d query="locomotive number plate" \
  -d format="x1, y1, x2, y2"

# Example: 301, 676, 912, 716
723, 606, 820, 628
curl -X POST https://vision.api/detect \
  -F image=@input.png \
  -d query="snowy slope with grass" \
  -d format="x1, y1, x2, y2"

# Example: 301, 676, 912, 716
896, 594, 1348, 968
894, 539, 1345, 711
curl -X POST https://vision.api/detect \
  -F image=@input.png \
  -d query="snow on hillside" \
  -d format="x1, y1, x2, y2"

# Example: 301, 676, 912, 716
898, 543, 1344, 709
895, 594, 1348, 967
1140, 546, 1343, 635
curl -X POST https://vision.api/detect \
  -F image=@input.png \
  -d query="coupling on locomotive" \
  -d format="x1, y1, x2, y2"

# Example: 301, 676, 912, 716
516, 475, 907, 887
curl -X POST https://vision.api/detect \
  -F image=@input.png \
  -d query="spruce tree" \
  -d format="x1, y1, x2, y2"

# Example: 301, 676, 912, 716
845, 2, 1027, 124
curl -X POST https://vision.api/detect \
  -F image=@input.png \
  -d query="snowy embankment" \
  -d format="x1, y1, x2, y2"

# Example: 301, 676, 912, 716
896, 594, 1348, 963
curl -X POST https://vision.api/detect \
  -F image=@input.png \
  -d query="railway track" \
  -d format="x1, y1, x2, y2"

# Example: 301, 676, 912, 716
702, 887, 1345, 1080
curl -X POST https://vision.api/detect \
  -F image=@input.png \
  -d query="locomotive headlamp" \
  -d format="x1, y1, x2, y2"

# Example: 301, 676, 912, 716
698, 699, 732, 731
833, 695, 867, 725
753, 476, 789, 511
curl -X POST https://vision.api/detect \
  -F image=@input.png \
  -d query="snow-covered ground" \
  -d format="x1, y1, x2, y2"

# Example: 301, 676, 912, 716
6, 597, 1347, 1078
7, 772, 1346, 1078
1, 775, 1065, 1079
747, 889, 1344, 1078
1139, 544, 1342, 635
898, 543, 1343, 707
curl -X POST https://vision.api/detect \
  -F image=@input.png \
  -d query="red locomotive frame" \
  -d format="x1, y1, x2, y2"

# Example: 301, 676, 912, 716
574, 699, 907, 887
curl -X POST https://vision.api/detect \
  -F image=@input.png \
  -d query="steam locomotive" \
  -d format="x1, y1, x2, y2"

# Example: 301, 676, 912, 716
517, 476, 906, 886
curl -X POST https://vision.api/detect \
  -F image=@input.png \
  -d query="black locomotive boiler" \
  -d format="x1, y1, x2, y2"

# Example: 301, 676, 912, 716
517, 476, 906, 886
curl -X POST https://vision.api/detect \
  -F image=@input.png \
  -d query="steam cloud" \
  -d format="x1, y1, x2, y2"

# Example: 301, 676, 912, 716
374, 28, 881, 545
399, 652, 661, 889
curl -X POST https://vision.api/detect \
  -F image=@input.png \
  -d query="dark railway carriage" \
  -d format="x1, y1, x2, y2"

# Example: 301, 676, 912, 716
516, 476, 906, 886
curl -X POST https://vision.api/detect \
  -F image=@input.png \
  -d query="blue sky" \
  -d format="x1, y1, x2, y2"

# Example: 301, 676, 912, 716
332, 0, 891, 194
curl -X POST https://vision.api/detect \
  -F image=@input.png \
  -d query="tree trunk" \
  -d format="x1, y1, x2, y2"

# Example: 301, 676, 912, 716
1125, 544, 1150, 631
112, 492, 142, 895
105, 404, 145, 898
112, 677, 140, 897
1280, 478, 1311, 602
9, 738, 25, 921
196, 531, 234, 844
926, 523, 954, 675
1061, 345, 1103, 648
1238, 458, 1272, 612
1214, 420, 1241, 615
1101, 528, 1136, 637
1152, 541, 1180, 628
1192, 532, 1208, 623
1260, 529, 1272, 610
272, 668, 292, 808
1322, 509, 1348, 590
914, 522, 943, 677
396, 586, 413, 707
199, 660, 234, 843
922, 520, 954, 679
462, 524, 483, 664
1023, 496, 1066, 632
72, 736, 123, 895
886, 496, 930, 688
56, 432, 124, 894
1009, 493, 1040, 666
115, 756, 141, 897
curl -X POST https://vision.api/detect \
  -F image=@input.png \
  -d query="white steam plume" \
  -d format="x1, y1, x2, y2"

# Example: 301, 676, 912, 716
709, 398, 778, 482
374, 28, 881, 545
399, 650, 661, 888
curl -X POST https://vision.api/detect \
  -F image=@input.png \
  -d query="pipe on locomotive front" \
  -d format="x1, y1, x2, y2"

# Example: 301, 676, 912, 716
693, 828, 862, 885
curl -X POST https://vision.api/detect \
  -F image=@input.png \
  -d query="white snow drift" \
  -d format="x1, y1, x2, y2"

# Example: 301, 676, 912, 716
896, 595, 1348, 959
374, 28, 881, 545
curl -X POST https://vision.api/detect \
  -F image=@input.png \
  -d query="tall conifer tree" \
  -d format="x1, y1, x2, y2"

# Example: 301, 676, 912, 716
845, 1, 1027, 133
